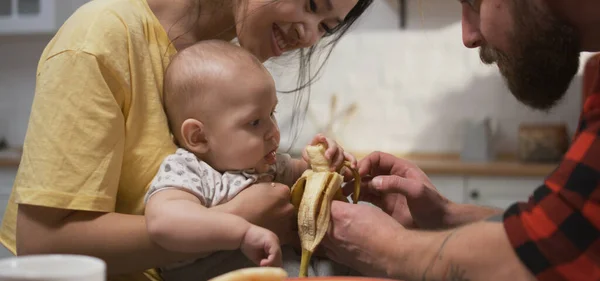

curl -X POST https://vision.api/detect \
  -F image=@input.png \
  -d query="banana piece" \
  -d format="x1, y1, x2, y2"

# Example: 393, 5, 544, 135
208, 267, 287, 281
290, 143, 361, 277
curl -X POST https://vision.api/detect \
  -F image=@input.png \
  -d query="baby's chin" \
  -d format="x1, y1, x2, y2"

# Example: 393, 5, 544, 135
253, 162, 271, 174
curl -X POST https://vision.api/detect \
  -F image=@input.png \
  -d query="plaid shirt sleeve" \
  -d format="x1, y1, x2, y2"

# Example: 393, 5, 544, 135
503, 92, 600, 281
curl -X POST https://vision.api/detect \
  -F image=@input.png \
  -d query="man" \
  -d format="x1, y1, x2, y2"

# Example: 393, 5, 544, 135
322, 0, 600, 280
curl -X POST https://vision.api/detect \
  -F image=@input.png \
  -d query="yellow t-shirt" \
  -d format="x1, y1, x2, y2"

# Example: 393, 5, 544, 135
0, 0, 177, 280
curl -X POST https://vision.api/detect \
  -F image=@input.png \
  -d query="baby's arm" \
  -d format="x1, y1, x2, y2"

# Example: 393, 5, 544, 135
145, 189, 282, 266
145, 189, 251, 253
142, 149, 283, 266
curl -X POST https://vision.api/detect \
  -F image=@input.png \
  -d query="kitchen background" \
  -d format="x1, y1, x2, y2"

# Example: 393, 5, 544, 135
0, 0, 597, 257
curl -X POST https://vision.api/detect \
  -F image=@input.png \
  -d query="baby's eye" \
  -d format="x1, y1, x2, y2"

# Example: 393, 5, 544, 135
250, 119, 260, 127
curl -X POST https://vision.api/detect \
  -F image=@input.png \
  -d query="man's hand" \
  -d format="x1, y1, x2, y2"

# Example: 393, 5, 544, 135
322, 201, 406, 277
323, 201, 536, 281
343, 151, 452, 229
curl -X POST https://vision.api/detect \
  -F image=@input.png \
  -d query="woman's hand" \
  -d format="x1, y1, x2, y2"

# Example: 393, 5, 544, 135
213, 182, 296, 244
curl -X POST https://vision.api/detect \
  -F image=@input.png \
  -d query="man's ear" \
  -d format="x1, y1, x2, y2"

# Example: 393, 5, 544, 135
180, 118, 209, 154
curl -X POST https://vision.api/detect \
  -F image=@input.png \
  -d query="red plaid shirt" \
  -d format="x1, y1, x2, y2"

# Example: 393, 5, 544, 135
503, 90, 600, 279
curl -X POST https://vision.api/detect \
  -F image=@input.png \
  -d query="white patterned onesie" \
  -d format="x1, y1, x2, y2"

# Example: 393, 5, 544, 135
145, 148, 358, 281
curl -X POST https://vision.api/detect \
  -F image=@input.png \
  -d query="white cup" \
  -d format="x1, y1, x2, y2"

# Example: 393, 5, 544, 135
0, 254, 106, 281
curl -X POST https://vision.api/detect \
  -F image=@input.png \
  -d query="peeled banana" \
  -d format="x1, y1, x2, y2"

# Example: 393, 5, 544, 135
290, 143, 361, 277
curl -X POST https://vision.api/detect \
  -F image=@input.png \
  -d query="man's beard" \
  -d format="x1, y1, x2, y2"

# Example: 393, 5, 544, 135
479, 1, 580, 111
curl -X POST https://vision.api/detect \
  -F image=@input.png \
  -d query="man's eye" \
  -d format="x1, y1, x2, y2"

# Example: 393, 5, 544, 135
309, 0, 317, 12
250, 119, 260, 127
467, 0, 480, 12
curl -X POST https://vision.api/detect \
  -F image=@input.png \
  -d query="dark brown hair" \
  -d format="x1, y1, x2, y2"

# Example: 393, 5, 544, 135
278, 0, 373, 149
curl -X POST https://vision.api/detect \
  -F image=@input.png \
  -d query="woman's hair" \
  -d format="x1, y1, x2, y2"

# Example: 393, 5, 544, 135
279, 0, 373, 149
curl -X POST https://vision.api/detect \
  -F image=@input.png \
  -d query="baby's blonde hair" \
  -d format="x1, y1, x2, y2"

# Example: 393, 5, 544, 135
163, 40, 267, 144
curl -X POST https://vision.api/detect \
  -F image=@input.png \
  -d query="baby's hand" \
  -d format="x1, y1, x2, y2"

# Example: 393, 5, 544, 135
240, 224, 283, 267
304, 134, 357, 172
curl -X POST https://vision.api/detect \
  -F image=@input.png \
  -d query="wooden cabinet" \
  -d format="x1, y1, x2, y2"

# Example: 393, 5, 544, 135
429, 176, 465, 204
0, 167, 16, 219
465, 176, 543, 209
0, 0, 90, 34
429, 175, 544, 209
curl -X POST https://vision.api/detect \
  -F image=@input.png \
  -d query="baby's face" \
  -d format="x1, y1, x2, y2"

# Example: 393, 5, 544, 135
202, 68, 280, 174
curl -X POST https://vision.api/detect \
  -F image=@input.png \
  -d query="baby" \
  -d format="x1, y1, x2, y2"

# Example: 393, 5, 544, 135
144, 40, 358, 280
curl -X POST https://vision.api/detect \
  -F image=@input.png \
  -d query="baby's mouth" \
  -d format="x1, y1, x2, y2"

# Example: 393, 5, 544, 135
264, 149, 277, 165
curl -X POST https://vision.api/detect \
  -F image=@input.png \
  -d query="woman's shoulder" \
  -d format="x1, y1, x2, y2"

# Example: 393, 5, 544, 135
45, 0, 165, 58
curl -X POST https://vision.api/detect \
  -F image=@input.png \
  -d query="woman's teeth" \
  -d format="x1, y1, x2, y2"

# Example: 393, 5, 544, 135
274, 27, 287, 51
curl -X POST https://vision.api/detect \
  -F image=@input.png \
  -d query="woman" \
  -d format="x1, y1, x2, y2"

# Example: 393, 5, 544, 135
0, 0, 372, 280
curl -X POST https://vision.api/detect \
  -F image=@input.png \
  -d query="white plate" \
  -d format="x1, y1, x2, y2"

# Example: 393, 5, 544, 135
0, 254, 105, 281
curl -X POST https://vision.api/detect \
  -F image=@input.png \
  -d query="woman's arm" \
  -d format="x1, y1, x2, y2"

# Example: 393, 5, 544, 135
17, 205, 195, 276
17, 182, 295, 276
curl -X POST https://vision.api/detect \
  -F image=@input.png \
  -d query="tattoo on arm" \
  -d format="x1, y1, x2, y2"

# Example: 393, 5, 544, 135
442, 263, 470, 281
421, 229, 471, 281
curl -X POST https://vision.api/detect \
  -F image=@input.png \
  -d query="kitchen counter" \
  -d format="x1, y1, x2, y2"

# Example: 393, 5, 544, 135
354, 152, 558, 177
404, 157, 555, 177
349, 152, 558, 177
0, 148, 21, 168
0, 148, 559, 177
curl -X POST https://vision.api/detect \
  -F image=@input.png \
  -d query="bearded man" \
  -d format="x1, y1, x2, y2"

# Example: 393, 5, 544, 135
320, 1, 600, 280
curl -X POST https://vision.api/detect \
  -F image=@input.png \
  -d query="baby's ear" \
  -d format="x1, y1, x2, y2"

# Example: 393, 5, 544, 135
180, 118, 209, 154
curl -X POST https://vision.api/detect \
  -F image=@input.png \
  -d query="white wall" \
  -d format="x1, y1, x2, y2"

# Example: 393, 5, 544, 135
0, 0, 594, 159
0, 34, 54, 146
269, 0, 594, 156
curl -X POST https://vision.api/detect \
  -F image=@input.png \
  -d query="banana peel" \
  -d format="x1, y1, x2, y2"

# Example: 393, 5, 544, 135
290, 143, 361, 277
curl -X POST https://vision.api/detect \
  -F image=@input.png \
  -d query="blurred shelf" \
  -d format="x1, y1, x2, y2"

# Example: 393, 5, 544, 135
350, 152, 558, 177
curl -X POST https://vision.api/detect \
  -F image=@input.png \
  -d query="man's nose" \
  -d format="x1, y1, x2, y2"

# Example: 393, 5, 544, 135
461, 5, 483, 48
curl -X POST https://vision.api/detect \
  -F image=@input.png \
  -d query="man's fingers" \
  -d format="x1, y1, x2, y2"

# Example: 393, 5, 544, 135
367, 175, 422, 199
357, 151, 394, 177
357, 151, 415, 177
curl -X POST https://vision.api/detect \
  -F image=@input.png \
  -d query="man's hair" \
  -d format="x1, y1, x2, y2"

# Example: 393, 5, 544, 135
163, 40, 266, 142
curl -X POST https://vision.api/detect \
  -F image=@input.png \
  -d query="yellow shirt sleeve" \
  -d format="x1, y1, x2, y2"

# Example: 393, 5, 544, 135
14, 49, 126, 211
3, 1, 177, 280
13, 4, 134, 212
